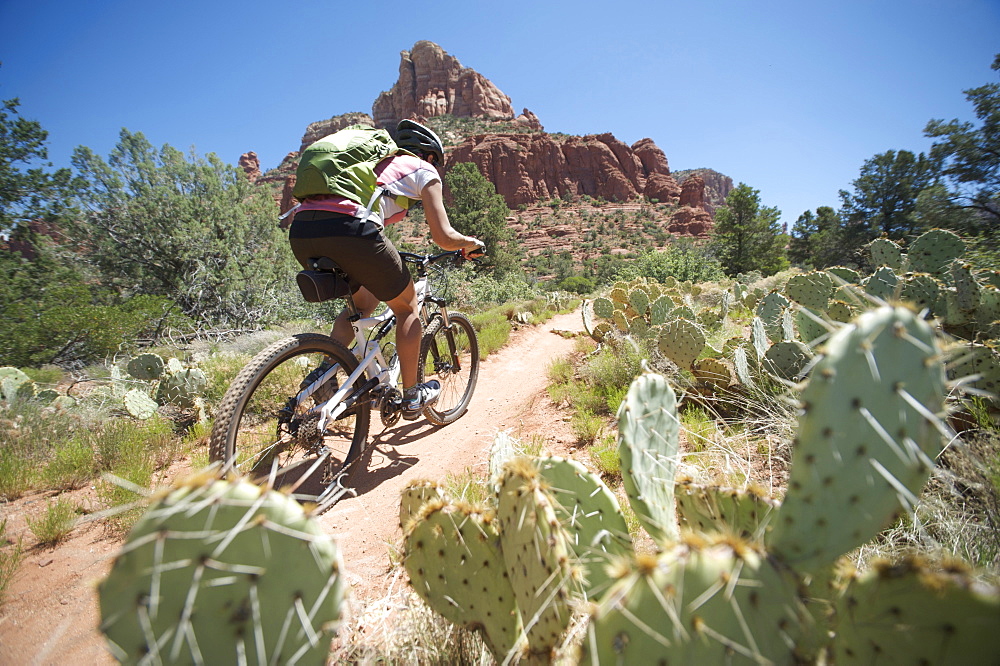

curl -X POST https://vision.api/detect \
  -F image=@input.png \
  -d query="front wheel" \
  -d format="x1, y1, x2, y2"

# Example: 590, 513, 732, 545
209, 333, 370, 496
418, 312, 479, 425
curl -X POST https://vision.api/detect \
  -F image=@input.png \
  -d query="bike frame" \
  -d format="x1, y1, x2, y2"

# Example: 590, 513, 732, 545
299, 256, 451, 432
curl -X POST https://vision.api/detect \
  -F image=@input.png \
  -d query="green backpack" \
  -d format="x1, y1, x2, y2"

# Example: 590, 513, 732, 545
292, 124, 415, 218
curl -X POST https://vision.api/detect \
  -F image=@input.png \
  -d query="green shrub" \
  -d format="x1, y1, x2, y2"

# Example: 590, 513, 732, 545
42, 432, 96, 490
26, 497, 78, 546
0, 519, 24, 606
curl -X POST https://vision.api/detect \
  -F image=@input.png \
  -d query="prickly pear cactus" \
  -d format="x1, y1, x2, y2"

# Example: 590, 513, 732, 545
952, 262, 982, 314
0, 366, 34, 403
762, 340, 813, 382
98, 474, 345, 665
907, 228, 965, 276
398, 479, 447, 531
832, 557, 1000, 663
868, 237, 904, 270
123, 388, 159, 420
657, 318, 706, 371
156, 368, 208, 409
127, 353, 166, 381
948, 342, 999, 409
769, 306, 948, 570
496, 458, 578, 662
675, 480, 779, 542
403, 500, 525, 662
534, 456, 632, 598
826, 266, 861, 285
616, 372, 681, 543
899, 272, 941, 313
583, 538, 809, 665
757, 291, 790, 343
785, 271, 834, 311
692, 357, 734, 390
628, 288, 650, 317
649, 295, 674, 325
864, 266, 899, 301
592, 297, 615, 320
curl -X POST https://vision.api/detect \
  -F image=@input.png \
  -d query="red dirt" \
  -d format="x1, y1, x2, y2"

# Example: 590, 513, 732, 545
0, 310, 586, 665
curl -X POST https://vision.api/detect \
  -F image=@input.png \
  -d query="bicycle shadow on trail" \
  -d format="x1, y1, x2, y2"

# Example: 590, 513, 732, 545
267, 421, 443, 504
336, 421, 443, 498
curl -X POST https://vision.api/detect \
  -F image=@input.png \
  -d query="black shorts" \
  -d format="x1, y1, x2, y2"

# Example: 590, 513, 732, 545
288, 211, 412, 302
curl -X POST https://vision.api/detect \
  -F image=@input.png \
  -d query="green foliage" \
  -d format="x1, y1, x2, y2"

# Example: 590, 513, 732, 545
615, 239, 724, 284
0, 519, 24, 606
443, 162, 519, 275
839, 149, 936, 246
68, 130, 299, 329
789, 206, 847, 267
925, 53, 1000, 228
25, 496, 78, 546
710, 183, 789, 276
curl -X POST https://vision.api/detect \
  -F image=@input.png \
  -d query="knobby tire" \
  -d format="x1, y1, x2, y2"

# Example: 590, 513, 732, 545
418, 312, 479, 426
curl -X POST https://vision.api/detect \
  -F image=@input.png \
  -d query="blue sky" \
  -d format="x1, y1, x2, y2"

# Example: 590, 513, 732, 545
1, 0, 997, 227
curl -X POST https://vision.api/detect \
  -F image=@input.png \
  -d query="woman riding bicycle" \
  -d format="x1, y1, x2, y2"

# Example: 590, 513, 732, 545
288, 119, 485, 420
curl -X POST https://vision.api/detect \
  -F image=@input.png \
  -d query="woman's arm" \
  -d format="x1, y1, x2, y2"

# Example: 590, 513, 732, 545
420, 180, 484, 252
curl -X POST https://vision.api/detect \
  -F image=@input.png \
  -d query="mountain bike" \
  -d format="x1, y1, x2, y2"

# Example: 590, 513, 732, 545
208, 250, 480, 510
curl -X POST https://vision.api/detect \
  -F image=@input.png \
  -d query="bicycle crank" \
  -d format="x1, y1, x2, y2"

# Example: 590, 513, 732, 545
379, 387, 403, 427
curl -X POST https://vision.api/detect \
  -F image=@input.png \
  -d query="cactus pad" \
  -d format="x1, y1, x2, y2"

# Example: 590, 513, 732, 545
156, 368, 208, 408
864, 266, 899, 301
657, 318, 706, 371
907, 228, 965, 276
899, 272, 940, 313
762, 340, 813, 381
127, 353, 166, 381
756, 291, 790, 343
403, 500, 525, 662
692, 357, 734, 390
592, 297, 615, 320
496, 459, 577, 661
583, 539, 808, 665
124, 389, 159, 420
868, 237, 904, 270
675, 480, 779, 542
534, 456, 632, 598
616, 372, 681, 543
98, 475, 345, 665
770, 306, 948, 570
826, 266, 861, 285
398, 479, 447, 531
833, 557, 1000, 664
785, 271, 834, 311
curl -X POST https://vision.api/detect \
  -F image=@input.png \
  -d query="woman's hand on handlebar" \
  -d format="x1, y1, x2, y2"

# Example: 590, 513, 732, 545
461, 237, 486, 260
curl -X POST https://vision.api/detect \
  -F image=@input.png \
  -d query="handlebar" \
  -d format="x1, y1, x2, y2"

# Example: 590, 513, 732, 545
399, 249, 484, 271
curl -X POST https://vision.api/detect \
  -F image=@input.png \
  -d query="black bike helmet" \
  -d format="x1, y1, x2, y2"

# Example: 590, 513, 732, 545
396, 119, 445, 165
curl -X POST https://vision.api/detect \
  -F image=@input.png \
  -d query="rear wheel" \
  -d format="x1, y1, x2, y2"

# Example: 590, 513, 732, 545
209, 333, 369, 499
418, 312, 479, 425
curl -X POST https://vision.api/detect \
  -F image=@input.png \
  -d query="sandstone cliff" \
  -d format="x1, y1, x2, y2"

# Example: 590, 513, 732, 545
373, 41, 515, 130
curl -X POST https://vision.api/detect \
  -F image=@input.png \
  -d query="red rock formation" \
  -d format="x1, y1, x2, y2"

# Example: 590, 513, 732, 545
669, 175, 714, 235
298, 112, 376, 152
373, 41, 515, 130
679, 175, 705, 208
238, 152, 261, 183
674, 168, 734, 216
447, 131, 682, 208
515, 108, 543, 131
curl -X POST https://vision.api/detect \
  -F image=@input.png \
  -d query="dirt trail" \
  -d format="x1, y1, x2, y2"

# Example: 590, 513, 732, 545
0, 310, 585, 665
